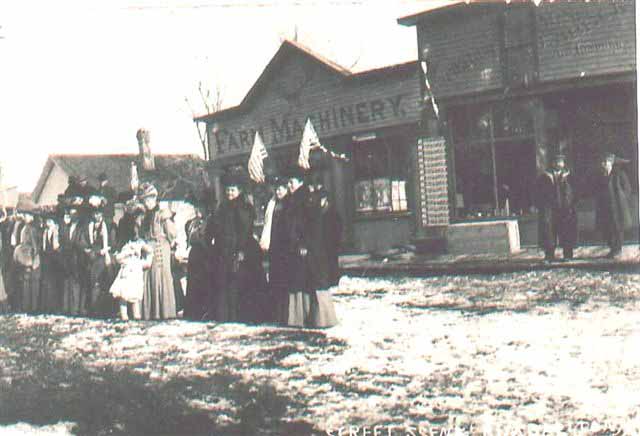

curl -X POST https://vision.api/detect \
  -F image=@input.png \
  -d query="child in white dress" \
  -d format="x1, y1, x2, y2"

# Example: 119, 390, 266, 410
109, 205, 152, 320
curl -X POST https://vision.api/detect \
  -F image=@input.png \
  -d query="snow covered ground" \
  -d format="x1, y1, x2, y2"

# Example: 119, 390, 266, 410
1, 269, 639, 435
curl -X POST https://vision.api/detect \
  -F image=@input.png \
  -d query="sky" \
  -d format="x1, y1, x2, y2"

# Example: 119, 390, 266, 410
0, 0, 455, 192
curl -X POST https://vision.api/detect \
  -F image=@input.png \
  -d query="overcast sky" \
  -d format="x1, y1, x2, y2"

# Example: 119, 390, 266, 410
0, 0, 457, 192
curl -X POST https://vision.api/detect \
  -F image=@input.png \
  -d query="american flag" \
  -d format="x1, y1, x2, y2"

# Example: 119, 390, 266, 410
248, 131, 268, 183
420, 61, 439, 119
298, 118, 319, 170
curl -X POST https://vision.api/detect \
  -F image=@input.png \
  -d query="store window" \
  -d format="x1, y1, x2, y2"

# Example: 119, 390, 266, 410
353, 137, 408, 213
451, 101, 536, 219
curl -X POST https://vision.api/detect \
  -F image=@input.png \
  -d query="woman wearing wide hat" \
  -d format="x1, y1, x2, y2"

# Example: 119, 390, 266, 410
205, 172, 266, 322
139, 183, 178, 320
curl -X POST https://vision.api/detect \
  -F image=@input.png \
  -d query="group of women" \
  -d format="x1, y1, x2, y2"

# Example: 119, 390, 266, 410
185, 167, 341, 328
0, 167, 341, 329
0, 182, 179, 320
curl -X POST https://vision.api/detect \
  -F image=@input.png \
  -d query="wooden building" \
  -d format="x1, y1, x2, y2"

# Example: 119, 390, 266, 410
399, 0, 638, 248
195, 40, 424, 253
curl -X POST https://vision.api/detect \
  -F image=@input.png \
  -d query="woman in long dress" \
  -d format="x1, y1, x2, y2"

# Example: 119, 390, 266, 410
183, 215, 210, 321
0, 208, 9, 313
205, 174, 266, 323
282, 169, 338, 328
139, 183, 177, 320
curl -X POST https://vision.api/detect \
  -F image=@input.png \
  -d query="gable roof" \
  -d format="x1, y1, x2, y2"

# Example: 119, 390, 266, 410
194, 39, 419, 123
32, 153, 208, 203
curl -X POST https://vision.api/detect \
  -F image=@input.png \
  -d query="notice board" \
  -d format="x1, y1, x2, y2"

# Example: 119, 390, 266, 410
416, 137, 449, 227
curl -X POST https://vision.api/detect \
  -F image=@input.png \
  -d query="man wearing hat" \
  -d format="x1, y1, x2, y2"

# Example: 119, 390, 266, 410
59, 195, 84, 315
595, 152, 633, 258
39, 209, 63, 313
12, 201, 42, 313
535, 153, 578, 262
77, 194, 113, 316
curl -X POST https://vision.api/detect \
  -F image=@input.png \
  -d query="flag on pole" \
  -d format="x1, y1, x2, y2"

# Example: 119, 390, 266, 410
298, 118, 320, 170
248, 131, 269, 183
130, 161, 139, 192
420, 61, 439, 119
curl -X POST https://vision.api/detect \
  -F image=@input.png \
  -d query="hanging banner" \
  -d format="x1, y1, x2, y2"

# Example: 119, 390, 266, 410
416, 137, 449, 227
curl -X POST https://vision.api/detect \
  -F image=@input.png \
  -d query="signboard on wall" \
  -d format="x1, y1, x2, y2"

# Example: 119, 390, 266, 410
536, 0, 636, 82
416, 137, 449, 227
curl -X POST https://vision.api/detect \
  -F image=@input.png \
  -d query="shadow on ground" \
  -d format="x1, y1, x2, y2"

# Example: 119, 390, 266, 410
0, 320, 320, 436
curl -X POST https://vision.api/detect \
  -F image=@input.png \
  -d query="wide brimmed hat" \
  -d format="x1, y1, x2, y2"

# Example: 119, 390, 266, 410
281, 165, 307, 180
552, 153, 567, 162
221, 172, 247, 188
138, 182, 158, 199
97, 172, 108, 182
266, 175, 288, 187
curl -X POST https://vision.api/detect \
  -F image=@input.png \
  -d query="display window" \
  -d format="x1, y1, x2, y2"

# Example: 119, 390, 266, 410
353, 137, 408, 214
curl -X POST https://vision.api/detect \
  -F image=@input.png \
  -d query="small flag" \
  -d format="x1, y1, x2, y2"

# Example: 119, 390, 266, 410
130, 161, 139, 192
421, 61, 439, 119
298, 118, 320, 170
248, 131, 269, 183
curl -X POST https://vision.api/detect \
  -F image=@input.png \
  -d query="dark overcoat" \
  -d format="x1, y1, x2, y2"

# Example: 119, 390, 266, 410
321, 204, 342, 287
266, 197, 290, 322
595, 166, 633, 237
206, 196, 266, 323
59, 220, 84, 314
535, 169, 578, 250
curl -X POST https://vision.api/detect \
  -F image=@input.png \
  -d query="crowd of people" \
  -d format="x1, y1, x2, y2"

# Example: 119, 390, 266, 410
0, 167, 342, 329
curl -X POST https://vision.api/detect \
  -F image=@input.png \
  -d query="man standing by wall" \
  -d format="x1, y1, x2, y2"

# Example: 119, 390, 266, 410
595, 152, 633, 259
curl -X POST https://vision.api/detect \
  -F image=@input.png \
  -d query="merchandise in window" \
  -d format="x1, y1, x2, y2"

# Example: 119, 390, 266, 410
353, 138, 408, 213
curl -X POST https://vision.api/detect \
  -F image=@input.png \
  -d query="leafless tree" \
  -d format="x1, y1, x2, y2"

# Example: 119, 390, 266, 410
185, 80, 224, 161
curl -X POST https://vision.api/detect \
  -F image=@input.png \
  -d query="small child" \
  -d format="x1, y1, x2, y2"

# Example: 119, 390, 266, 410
109, 205, 152, 320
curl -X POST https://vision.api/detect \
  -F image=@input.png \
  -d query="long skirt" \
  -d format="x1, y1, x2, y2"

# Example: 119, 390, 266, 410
17, 266, 41, 313
142, 240, 176, 320
287, 288, 338, 328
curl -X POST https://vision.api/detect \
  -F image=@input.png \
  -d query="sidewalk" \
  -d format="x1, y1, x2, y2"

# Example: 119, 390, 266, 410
339, 244, 640, 276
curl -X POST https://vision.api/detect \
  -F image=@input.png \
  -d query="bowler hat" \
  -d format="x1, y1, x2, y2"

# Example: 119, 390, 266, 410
601, 152, 617, 162
98, 172, 108, 182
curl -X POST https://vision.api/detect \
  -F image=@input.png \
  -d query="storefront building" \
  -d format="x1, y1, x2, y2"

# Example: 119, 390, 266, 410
195, 40, 424, 252
400, 0, 638, 247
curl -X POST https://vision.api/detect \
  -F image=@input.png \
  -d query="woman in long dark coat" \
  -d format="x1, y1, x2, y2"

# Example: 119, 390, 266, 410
0, 208, 9, 313
183, 216, 210, 321
205, 175, 266, 323
595, 152, 633, 258
282, 169, 338, 328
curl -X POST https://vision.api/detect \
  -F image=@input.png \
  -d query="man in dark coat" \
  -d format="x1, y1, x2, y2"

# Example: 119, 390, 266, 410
205, 174, 266, 323
535, 154, 578, 261
595, 152, 633, 258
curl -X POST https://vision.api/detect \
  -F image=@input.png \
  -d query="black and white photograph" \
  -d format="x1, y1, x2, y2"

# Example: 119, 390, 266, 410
0, 0, 639, 435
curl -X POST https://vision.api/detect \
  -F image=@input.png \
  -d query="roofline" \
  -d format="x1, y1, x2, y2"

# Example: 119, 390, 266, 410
47, 152, 201, 159
194, 58, 421, 123
398, 0, 512, 26
32, 157, 57, 204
